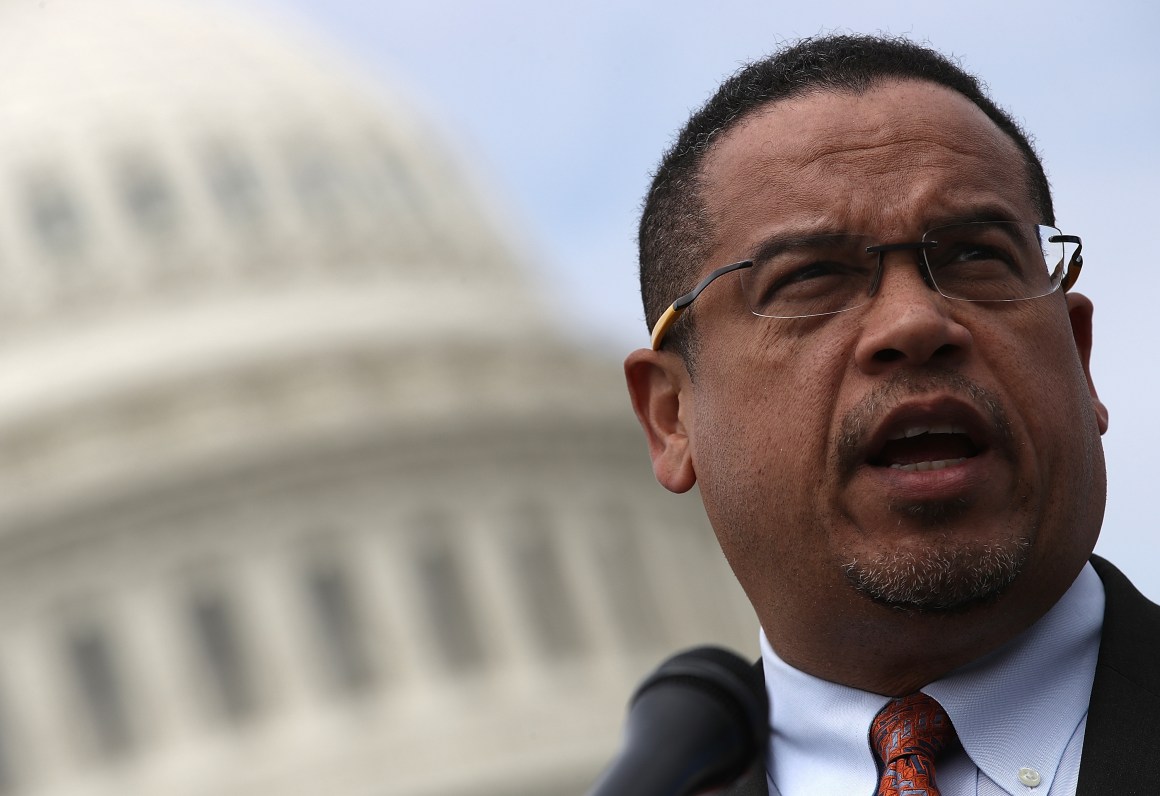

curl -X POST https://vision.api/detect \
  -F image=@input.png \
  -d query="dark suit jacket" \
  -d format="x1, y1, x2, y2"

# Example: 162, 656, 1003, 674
723, 556, 1160, 796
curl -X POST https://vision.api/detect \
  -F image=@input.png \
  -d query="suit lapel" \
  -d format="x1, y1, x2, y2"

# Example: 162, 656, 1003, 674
1076, 556, 1160, 795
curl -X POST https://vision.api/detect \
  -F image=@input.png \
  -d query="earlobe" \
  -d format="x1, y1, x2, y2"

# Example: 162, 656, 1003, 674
624, 349, 697, 493
1066, 292, 1109, 434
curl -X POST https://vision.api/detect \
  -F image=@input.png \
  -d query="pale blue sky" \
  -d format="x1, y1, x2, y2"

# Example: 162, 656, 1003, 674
250, 0, 1160, 597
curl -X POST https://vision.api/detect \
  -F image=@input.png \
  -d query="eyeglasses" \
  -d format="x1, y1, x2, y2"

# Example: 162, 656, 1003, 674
649, 221, 1084, 350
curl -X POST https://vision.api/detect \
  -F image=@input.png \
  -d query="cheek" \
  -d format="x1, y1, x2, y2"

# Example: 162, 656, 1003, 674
997, 307, 1095, 449
690, 333, 850, 542
994, 306, 1107, 564
698, 329, 845, 456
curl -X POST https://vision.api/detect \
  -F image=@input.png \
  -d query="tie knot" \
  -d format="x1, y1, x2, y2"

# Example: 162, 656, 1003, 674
871, 692, 956, 766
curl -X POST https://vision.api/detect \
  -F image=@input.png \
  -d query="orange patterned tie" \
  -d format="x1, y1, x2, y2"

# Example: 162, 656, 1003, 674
870, 693, 957, 796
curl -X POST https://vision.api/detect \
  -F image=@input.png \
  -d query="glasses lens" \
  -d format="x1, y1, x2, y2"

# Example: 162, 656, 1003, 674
738, 234, 878, 319
921, 222, 1066, 302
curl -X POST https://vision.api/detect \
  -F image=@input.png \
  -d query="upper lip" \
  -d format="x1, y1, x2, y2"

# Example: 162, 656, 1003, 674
861, 397, 994, 467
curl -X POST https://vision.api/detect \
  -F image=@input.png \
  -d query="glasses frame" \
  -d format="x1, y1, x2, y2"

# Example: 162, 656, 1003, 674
649, 226, 1084, 351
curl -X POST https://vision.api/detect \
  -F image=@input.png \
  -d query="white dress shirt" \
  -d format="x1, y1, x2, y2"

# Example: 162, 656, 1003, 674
761, 563, 1104, 796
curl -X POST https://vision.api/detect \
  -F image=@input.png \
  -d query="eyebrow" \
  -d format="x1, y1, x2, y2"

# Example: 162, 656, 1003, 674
745, 205, 1028, 263
747, 231, 867, 265
930, 204, 1025, 227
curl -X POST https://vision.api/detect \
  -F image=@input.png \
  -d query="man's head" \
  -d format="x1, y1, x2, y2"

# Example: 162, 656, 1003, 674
639, 35, 1053, 362
625, 36, 1109, 695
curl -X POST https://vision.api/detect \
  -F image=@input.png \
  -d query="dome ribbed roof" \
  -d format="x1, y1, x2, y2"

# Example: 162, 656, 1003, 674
0, 0, 566, 509
0, 0, 529, 322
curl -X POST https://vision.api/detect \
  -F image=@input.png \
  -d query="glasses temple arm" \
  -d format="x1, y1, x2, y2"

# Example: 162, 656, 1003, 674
1051, 234, 1083, 291
650, 303, 683, 350
649, 260, 754, 351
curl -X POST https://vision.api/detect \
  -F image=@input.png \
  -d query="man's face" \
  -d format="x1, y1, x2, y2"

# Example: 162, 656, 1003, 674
629, 79, 1108, 676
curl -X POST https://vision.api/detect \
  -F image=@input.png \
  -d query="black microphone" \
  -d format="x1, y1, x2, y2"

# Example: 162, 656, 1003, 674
587, 646, 769, 796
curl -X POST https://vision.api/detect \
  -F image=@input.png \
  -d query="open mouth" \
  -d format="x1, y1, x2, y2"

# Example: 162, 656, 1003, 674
867, 423, 984, 473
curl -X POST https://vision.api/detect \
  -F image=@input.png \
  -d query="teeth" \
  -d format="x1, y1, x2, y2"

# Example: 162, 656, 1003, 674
890, 457, 967, 472
888, 424, 967, 440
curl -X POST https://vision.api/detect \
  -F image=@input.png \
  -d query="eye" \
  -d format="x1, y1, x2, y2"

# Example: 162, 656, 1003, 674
760, 260, 854, 298
747, 258, 871, 314
739, 235, 877, 317
780, 260, 847, 284
924, 223, 1030, 276
960, 245, 1006, 265
930, 241, 1017, 279
949, 243, 1008, 263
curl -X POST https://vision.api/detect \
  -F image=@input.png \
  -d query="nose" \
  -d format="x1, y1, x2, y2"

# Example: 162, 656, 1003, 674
853, 249, 973, 375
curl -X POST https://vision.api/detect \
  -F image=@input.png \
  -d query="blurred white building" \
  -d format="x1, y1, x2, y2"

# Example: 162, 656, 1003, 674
0, 2, 755, 794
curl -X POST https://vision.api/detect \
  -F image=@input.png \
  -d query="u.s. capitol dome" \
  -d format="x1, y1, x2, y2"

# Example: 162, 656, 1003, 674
0, 1, 755, 794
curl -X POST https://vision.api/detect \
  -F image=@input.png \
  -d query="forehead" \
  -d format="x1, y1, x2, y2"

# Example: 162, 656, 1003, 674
699, 79, 1034, 258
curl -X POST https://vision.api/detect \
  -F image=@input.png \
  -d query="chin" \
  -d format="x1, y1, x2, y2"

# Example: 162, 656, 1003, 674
841, 533, 1032, 613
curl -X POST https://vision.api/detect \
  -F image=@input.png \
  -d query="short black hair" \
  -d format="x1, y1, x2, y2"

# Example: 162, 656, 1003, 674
638, 35, 1054, 358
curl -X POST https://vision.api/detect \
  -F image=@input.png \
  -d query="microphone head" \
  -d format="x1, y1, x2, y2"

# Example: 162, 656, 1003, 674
588, 646, 768, 796
631, 646, 769, 778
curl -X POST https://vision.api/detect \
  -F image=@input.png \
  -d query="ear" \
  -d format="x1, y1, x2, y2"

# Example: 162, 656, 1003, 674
624, 348, 697, 493
1066, 292, 1109, 434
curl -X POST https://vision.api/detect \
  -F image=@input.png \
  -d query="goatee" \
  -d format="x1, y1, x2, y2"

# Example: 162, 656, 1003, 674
842, 536, 1031, 612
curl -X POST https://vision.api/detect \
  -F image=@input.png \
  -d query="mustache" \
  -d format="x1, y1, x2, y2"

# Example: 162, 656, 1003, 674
833, 369, 1015, 479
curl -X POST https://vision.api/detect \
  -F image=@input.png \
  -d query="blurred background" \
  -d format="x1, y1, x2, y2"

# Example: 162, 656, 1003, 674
0, 0, 1154, 794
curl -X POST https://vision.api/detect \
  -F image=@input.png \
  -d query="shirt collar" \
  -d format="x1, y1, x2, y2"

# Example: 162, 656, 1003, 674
761, 562, 1104, 796
924, 562, 1103, 793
